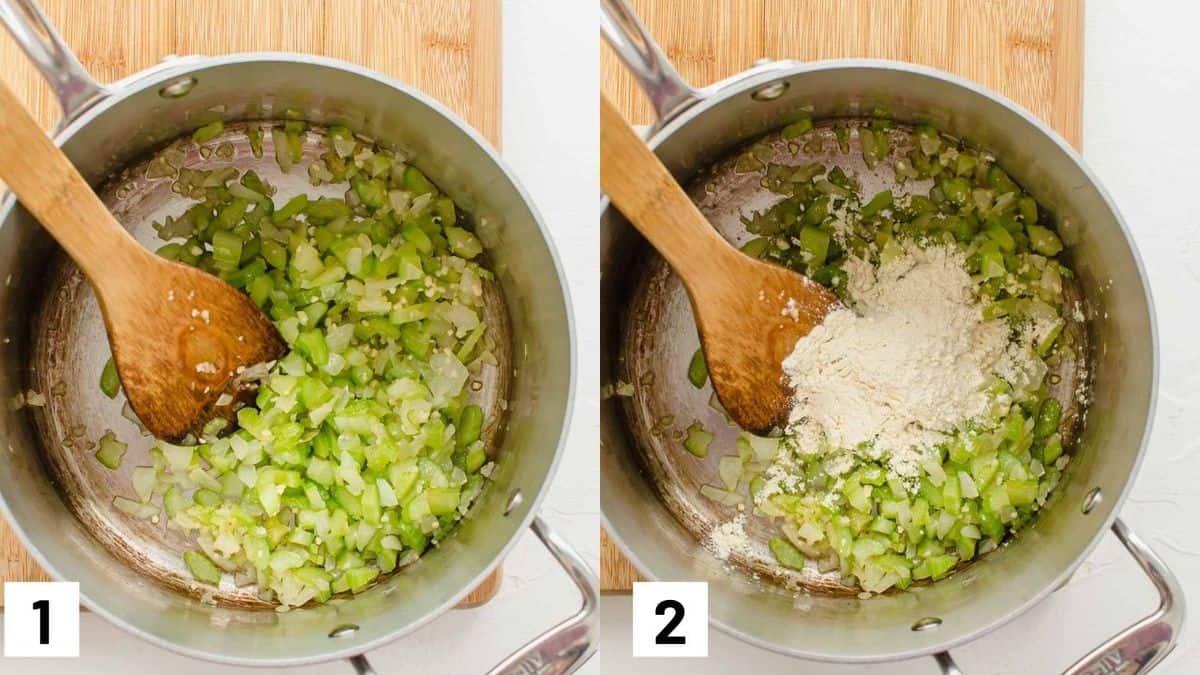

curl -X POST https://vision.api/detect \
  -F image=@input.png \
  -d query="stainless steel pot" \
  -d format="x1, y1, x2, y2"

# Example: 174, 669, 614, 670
0, 1, 595, 672
599, 0, 1182, 671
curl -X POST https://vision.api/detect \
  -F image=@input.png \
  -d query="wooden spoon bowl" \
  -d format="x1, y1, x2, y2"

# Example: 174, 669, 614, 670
600, 95, 838, 433
0, 79, 285, 441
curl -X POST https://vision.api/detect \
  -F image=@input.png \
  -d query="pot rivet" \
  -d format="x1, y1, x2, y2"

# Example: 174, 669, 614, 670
1082, 487, 1102, 514
911, 617, 942, 632
503, 489, 523, 516
329, 624, 360, 639
751, 81, 789, 102
159, 77, 197, 99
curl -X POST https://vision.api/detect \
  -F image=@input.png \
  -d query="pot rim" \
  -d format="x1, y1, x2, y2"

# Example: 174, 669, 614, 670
600, 57, 1161, 663
0, 51, 579, 667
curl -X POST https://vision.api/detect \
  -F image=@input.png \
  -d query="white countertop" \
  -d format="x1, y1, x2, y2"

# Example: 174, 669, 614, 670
601, 1, 1200, 673
0, 1, 600, 673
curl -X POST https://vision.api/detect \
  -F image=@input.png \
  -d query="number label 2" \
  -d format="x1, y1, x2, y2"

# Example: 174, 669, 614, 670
654, 599, 686, 645
632, 582, 707, 657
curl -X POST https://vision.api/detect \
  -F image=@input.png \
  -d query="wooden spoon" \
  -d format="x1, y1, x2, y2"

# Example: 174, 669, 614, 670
600, 95, 838, 433
0, 79, 285, 442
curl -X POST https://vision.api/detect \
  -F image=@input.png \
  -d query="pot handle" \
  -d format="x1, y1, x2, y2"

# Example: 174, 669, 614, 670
343, 515, 595, 675
0, 0, 106, 126
1062, 518, 1184, 674
486, 514, 598, 675
930, 518, 1184, 675
600, 0, 703, 127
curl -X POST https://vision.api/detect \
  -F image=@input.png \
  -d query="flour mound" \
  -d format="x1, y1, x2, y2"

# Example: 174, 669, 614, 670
781, 243, 1021, 481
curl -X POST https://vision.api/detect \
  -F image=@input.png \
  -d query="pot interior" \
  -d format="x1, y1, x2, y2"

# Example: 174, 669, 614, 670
601, 63, 1154, 660
0, 57, 572, 665
616, 117, 1090, 595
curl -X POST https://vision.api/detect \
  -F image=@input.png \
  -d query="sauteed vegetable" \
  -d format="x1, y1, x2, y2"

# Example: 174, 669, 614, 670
694, 118, 1082, 594
98, 123, 497, 607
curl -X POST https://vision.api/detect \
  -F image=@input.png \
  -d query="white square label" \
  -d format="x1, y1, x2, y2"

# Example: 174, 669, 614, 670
631, 581, 707, 657
4, 582, 80, 658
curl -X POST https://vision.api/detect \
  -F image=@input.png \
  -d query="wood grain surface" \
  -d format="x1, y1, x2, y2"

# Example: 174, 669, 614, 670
0, 0, 502, 608
600, 0, 1083, 592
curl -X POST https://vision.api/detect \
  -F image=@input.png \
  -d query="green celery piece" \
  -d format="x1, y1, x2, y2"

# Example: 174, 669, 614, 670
434, 197, 456, 225
456, 404, 484, 448
1034, 398, 1062, 439
1027, 225, 1063, 256
832, 125, 850, 153
860, 189, 893, 218
192, 120, 224, 145
211, 230, 244, 269
739, 237, 769, 258
94, 431, 127, 470
768, 537, 807, 570
353, 178, 387, 210
798, 226, 830, 267
1018, 196, 1038, 224
99, 357, 120, 398
939, 176, 971, 206
1040, 434, 1064, 464
184, 550, 223, 585
687, 348, 708, 388
987, 165, 1019, 195
272, 194, 309, 223
683, 422, 713, 458
445, 227, 482, 259
780, 117, 813, 140
403, 166, 436, 196
246, 125, 264, 158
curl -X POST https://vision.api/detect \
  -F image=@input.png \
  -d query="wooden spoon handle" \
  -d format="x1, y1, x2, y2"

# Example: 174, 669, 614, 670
0, 78, 140, 282
600, 94, 731, 281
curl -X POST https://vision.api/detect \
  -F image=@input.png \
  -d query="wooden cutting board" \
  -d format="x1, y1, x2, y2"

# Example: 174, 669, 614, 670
600, 0, 1083, 592
0, 0, 502, 608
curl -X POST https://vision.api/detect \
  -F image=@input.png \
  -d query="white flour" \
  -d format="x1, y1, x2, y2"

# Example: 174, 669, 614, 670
708, 514, 752, 561
777, 242, 1030, 485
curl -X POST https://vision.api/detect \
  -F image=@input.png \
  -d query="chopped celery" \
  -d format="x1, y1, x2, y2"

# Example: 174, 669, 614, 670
131, 466, 157, 502
860, 190, 893, 218
798, 226, 830, 267
99, 123, 495, 608
192, 120, 224, 145
715, 118, 1078, 595
403, 166, 436, 195
99, 357, 120, 399
740, 237, 769, 258
246, 125, 264, 158
769, 537, 807, 570
113, 496, 157, 519
1027, 225, 1063, 256
95, 431, 127, 470
683, 422, 713, 458
780, 117, 813, 140
1034, 398, 1061, 438
687, 348, 708, 388
456, 404, 483, 448
211, 230, 243, 269
718, 455, 743, 490
184, 550, 223, 585
445, 227, 482, 259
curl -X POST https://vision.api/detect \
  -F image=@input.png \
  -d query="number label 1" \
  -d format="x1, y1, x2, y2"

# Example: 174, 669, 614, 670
632, 581, 708, 657
3, 582, 79, 658
32, 599, 50, 645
